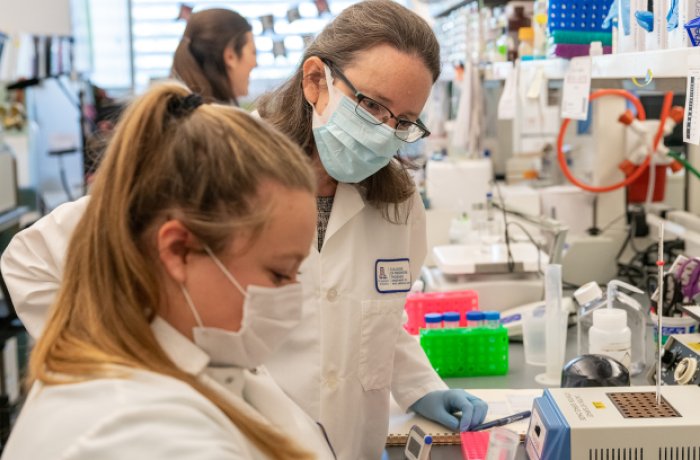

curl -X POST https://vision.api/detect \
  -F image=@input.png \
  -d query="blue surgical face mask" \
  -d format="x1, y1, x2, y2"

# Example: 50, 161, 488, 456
311, 65, 403, 183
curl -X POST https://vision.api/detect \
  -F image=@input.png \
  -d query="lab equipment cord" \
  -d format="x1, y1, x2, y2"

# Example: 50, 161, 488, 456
628, 218, 646, 255
493, 181, 515, 273
506, 221, 543, 276
599, 212, 628, 234
505, 220, 581, 292
616, 233, 685, 289
58, 154, 75, 201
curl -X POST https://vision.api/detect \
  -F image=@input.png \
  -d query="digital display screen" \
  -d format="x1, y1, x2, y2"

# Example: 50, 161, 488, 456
407, 436, 422, 456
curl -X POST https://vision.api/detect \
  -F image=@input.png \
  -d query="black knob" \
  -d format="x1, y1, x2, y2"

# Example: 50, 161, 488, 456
661, 350, 676, 366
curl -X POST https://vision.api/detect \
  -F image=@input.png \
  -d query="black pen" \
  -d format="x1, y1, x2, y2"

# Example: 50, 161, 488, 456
469, 410, 532, 432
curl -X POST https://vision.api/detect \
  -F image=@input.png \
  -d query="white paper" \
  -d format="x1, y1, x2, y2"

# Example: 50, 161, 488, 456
683, 55, 700, 145
526, 67, 545, 100
560, 57, 592, 121
498, 64, 518, 120
451, 61, 473, 149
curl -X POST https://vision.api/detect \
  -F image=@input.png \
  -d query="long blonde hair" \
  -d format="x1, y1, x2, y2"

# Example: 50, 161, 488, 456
29, 82, 316, 460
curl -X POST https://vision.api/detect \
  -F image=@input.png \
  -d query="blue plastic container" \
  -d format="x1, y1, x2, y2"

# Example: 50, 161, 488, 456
548, 0, 611, 32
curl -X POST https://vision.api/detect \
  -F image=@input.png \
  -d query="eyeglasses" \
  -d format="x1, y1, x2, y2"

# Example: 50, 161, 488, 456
323, 60, 430, 143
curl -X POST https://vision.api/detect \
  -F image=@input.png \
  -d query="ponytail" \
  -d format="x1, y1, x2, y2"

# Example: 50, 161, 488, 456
172, 37, 216, 102
29, 81, 317, 460
170, 9, 252, 105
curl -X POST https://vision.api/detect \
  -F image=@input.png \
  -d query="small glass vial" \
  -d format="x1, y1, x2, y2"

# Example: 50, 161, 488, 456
484, 311, 501, 328
424, 313, 443, 329
443, 311, 460, 328
466, 311, 485, 328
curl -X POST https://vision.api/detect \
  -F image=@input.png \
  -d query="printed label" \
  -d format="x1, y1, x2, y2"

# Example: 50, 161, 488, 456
684, 54, 700, 144
561, 57, 592, 121
375, 259, 411, 294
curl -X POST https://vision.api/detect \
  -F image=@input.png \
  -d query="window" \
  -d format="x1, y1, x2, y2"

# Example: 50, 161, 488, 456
87, 0, 409, 97
79, 0, 132, 92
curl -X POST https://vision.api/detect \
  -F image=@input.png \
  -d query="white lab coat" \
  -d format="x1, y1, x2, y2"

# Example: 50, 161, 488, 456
0, 197, 89, 338
1, 317, 336, 460
1, 185, 447, 460
264, 183, 447, 459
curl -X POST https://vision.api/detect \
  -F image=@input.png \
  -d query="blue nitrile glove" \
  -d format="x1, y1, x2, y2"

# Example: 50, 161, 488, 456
602, 0, 618, 29
635, 11, 654, 32
409, 389, 488, 432
667, 0, 679, 31
603, 0, 631, 35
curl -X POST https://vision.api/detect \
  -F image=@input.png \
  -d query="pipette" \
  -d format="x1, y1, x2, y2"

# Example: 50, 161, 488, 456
656, 222, 664, 405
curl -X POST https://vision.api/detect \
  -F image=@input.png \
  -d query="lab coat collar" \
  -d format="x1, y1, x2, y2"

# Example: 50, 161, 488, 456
150, 316, 210, 376
322, 183, 365, 247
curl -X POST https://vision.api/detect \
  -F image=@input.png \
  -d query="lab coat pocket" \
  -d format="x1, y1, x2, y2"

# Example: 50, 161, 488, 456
358, 299, 404, 391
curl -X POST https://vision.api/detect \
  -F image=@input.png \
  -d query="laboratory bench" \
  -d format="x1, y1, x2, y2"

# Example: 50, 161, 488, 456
386, 323, 656, 460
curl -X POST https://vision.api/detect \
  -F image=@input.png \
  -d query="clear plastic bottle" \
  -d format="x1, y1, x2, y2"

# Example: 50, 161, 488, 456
424, 313, 443, 329
517, 27, 534, 58
574, 282, 605, 358
449, 212, 471, 244
589, 309, 632, 369
466, 311, 485, 328
481, 192, 502, 247
574, 280, 646, 376
532, 0, 548, 58
443, 311, 461, 328
484, 311, 501, 328
485, 192, 494, 221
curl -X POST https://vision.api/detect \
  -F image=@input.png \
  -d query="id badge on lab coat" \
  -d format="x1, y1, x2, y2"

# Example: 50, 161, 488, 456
375, 258, 411, 294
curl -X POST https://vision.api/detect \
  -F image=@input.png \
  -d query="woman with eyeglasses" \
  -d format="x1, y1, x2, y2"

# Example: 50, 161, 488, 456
1, 2, 488, 458
256, 1, 488, 458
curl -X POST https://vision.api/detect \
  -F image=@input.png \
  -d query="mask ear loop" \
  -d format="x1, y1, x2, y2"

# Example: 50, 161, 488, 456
180, 284, 204, 328
322, 64, 336, 95
202, 245, 248, 298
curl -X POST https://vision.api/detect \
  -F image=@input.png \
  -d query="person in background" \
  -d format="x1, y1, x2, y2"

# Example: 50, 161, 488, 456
83, 8, 257, 182
172, 8, 257, 105
0, 82, 334, 460
256, 0, 488, 458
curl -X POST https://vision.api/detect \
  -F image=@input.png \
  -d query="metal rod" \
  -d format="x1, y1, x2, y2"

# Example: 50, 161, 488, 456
656, 222, 665, 405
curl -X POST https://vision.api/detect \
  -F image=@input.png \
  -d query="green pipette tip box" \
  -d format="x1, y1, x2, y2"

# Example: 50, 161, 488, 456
419, 327, 509, 378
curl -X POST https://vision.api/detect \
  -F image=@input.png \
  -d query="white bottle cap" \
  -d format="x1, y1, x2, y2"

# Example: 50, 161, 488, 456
590, 41, 603, 57
574, 281, 604, 306
592, 308, 627, 332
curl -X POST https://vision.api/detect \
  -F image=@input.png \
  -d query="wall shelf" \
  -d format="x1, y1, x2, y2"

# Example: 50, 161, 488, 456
516, 48, 700, 81
590, 48, 700, 80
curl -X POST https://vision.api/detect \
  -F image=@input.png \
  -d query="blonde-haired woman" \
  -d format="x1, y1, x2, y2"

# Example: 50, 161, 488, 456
1, 83, 334, 460
2, 2, 489, 458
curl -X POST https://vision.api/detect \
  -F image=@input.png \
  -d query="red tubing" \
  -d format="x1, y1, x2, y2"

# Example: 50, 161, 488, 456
557, 89, 674, 193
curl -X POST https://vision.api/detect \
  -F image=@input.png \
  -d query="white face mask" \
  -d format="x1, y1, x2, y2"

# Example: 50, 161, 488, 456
180, 246, 303, 368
